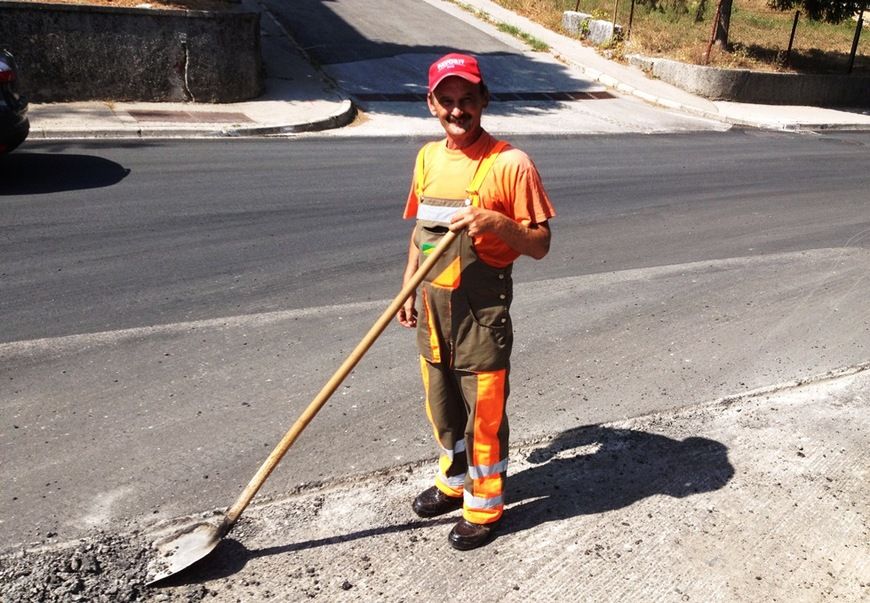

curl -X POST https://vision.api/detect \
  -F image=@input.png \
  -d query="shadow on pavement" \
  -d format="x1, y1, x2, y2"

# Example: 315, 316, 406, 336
0, 151, 130, 195
155, 426, 733, 587
501, 424, 735, 536
155, 517, 458, 586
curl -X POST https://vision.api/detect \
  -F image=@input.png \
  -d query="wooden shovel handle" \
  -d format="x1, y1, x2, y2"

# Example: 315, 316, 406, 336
223, 228, 459, 528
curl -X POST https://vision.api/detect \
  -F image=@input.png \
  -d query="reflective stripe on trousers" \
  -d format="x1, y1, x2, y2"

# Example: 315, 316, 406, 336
420, 356, 509, 524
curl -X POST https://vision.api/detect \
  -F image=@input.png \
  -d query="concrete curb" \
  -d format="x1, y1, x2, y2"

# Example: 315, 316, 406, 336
247, 0, 358, 136
26, 99, 357, 140
232, 101, 357, 137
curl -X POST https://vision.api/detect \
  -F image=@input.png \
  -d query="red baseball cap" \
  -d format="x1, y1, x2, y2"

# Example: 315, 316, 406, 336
428, 53, 483, 91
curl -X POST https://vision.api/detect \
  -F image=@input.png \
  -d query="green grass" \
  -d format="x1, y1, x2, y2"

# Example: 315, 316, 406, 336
488, 0, 869, 74
497, 23, 552, 50
453, 1, 551, 51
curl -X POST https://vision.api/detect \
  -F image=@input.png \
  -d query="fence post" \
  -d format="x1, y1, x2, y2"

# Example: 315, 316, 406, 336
611, 0, 620, 42
785, 10, 800, 66
703, 0, 724, 65
847, 6, 865, 74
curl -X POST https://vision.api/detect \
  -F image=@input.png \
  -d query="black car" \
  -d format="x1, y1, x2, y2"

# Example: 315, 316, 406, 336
0, 48, 29, 155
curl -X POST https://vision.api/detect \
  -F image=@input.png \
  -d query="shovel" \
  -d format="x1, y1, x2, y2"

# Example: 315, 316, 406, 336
145, 228, 458, 585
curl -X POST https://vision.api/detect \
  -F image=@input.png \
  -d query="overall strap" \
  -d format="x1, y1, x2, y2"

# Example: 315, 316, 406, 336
414, 142, 436, 200
466, 140, 509, 207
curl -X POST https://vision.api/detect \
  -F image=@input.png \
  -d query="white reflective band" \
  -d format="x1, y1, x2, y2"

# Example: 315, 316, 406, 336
437, 472, 466, 488
468, 458, 508, 479
438, 439, 466, 459
417, 204, 460, 225
464, 492, 504, 509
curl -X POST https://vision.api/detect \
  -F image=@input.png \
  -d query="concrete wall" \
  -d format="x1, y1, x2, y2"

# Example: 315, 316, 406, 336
562, 10, 622, 46
0, 1, 262, 103
632, 56, 870, 108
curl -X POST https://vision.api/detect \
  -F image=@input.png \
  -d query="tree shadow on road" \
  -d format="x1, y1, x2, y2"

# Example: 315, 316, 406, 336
264, 0, 607, 118
501, 424, 734, 536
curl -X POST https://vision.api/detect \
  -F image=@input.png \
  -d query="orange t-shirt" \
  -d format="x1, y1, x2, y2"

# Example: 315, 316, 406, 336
404, 131, 556, 268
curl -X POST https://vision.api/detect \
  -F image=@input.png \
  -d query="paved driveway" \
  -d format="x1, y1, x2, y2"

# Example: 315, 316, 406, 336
264, 0, 728, 135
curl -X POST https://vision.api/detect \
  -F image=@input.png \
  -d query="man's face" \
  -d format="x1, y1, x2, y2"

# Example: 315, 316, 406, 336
427, 76, 489, 149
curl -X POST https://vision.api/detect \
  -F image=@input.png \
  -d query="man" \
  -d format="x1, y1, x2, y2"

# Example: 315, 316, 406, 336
396, 53, 556, 550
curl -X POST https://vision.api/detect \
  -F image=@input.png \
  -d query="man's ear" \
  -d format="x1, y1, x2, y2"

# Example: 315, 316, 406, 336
426, 92, 438, 116
480, 84, 490, 109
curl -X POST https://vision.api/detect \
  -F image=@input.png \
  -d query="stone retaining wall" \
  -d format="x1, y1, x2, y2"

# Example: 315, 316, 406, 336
562, 10, 622, 46
0, 0, 262, 103
630, 56, 870, 108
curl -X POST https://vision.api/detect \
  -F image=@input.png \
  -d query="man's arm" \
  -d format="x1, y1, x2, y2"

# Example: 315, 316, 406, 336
397, 230, 420, 328
449, 207, 551, 260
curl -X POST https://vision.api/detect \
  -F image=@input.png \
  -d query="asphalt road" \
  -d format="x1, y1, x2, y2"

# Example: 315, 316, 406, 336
1, 131, 868, 550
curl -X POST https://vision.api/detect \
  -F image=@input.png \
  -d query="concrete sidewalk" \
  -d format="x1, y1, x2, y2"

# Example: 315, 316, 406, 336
24, 0, 870, 139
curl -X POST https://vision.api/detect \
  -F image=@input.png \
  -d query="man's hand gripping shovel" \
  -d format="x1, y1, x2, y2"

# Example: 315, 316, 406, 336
145, 227, 460, 585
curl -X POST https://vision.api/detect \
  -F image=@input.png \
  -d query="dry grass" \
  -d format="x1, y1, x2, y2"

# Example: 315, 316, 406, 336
19, 0, 234, 11
493, 0, 869, 74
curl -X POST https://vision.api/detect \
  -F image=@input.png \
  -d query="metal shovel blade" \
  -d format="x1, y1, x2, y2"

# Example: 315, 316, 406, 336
145, 520, 225, 585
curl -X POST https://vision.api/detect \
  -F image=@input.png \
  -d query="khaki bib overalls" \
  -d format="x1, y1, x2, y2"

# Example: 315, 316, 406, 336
413, 139, 511, 524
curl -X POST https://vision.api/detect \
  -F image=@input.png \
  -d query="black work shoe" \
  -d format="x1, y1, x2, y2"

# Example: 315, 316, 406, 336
448, 518, 497, 550
412, 486, 463, 518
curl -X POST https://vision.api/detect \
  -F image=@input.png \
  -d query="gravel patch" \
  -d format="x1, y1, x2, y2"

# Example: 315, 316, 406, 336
0, 530, 152, 603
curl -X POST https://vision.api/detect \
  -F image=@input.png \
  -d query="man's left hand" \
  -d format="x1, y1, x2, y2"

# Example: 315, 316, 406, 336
449, 206, 551, 260
449, 206, 501, 237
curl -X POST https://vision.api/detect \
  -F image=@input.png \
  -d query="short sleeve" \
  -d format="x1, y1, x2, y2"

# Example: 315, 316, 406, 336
500, 152, 555, 226
404, 144, 430, 220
